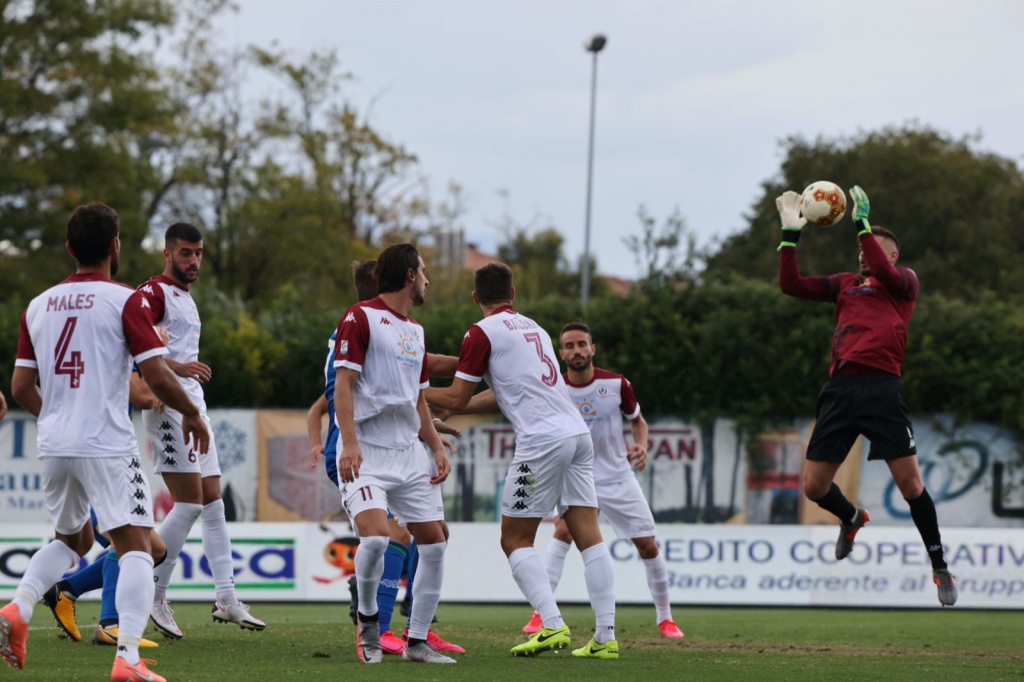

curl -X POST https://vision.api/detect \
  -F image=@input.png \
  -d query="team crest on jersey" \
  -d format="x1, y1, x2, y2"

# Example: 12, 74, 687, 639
597, 386, 609, 397
339, 340, 349, 355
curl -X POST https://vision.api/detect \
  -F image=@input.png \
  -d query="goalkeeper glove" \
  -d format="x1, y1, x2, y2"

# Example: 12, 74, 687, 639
849, 185, 872, 237
776, 191, 806, 251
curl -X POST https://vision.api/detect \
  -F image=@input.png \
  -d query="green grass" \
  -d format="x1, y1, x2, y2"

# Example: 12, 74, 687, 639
12, 602, 1024, 681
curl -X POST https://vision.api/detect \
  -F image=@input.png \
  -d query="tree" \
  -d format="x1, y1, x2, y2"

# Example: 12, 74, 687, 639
704, 125, 1024, 301
624, 205, 701, 293
0, 0, 184, 297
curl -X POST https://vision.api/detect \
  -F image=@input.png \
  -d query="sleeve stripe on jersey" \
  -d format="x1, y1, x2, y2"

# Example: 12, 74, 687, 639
337, 360, 363, 372
134, 347, 169, 364
419, 380, 430, 390
454, 370, 483, 383
14, 358, 38, 369
624, 405, 641, 420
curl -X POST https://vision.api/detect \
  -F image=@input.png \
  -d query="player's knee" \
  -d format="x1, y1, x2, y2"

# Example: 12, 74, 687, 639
633, 537, 659, 560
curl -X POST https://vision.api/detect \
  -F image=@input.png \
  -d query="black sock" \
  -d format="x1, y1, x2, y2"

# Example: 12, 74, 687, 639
811, 482, 856, 524
357, 611, 379, 623
407, 637, 426, 648
99, 618, 117, 628
906, 488, 946, 569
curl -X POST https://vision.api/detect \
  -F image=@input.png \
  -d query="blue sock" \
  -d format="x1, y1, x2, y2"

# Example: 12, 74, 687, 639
403, 540, 419, 626
377, 541, 408, 633
99, 549, 120, 627
63, 552, 106, 598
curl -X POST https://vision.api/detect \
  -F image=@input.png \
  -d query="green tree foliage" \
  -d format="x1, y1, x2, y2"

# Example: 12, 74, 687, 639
704, 125, 1024, 301
0, 0, 181, 297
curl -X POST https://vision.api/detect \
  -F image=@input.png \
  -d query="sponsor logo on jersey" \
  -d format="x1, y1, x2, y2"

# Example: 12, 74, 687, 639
131, 505, 147, 516
344, 312, 356, 323
517, 464, 532, 474
163, 444, 177, 454
512, 500, 528, 510
164, 457, 178, 467
380, 317, 392, 326
133, 489, 147, 501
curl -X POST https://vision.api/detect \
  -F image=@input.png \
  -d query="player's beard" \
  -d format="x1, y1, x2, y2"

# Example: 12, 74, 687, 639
567, 354, 592, 371
412, 283, 425, 306
172, 262, 199, 284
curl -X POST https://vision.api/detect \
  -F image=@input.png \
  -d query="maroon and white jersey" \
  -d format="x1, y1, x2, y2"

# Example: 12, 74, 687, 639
456, 305, 587, 449
564, 368, 641, 484
333, 297, 429, 449
15, 273, 168, 457
136, 275, 206, 413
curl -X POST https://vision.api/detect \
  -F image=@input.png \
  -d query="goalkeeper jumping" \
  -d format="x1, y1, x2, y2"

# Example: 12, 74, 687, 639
776, 185, 957, 607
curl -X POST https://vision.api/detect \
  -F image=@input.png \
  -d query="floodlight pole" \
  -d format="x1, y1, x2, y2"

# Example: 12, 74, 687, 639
580, 34, 606, 311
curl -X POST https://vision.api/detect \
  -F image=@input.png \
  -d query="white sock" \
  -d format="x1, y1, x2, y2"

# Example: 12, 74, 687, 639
153, 502, 203, 600
642, 554, 673, 623
509, 547, 563, 630
200, 499, 236, 604
407, 542, 445, 640
12, 540, 79, 622
542, 538, 571, 593
581, 543, 616, 643
115, 551, 155, 665
354, 535, 388, 618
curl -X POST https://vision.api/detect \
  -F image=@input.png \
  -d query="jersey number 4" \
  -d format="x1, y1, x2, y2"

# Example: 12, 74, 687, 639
523, 332, 558, 387
55, 317, 85, 388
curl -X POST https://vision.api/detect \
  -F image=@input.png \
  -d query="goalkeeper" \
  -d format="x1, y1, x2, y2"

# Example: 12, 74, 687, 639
776, 185, 957, 607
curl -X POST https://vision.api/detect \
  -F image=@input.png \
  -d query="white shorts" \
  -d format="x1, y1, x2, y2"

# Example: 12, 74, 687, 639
596, 476, 657, 540
145, 410, 221, 478
43, 455, 155, 535
340, 441, 443, 525
502, 433, 598, 519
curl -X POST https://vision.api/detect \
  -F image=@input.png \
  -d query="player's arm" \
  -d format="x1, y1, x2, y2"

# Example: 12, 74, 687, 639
425, 377, 478, 412
776, 190, 831, 301
306, 394, 328, 468
11, 367, 41, 418
425, 352, 459, 379
334, 367, 362, 483
136, 356, 210, 454
0, 389, 6, 421
627, 412, 650, 471
850, 186, 919, 299
164, 357, 213, 383
129, 370, 161, 411
437, 387, 499, 415
417, 392, 451, 484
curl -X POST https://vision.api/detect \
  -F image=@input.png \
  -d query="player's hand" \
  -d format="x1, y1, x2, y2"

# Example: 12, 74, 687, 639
628, 444, 648, 471
850, 185, 871, 233
339, 444, 363, 483
181, 413, 210, 455
309, 443, 323, 468
430, 449, 451, 484
174, 361, 212, 383
441, 437, 457, 456
776, 191, 806, 251
432, 417, 461, 438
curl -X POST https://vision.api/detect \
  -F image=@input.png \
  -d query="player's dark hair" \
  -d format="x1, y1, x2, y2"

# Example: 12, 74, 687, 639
66, 202, 119, 266
164, 222, 203, 249
871, 226, 899, 251
351, 259, 377, 301
474, 262, 514, 305
560, 321, 592, 341
375, 243, 420, 294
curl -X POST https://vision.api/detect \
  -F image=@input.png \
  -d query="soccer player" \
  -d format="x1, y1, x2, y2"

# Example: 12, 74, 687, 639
0, 201, 209, 681
0, 389, 7, 421
777, 184, 957, 606
426, 262, 619, 660
307, 259, 463, 656
334, 244, 454, 664
517, 322, 684, 639
43, 370, 169, 648
137, 223, 266, 638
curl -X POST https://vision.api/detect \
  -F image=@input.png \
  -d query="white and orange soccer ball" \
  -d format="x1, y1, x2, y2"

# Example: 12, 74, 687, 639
800, 181, 847, 226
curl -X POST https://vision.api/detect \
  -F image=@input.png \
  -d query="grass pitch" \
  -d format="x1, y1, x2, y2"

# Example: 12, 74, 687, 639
12, 602, 1023, 681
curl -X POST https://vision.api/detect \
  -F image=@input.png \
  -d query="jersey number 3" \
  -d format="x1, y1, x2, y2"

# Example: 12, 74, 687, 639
523, 332, 558, 387
55, 317, 85, 388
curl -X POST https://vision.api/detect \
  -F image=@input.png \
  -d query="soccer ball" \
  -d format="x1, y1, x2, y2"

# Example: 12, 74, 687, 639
800, 181, 847, 226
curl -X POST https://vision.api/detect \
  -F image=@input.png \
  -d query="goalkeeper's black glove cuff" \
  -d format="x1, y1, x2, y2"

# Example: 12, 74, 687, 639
777, 227, 801, 252
855, 217, 872, 237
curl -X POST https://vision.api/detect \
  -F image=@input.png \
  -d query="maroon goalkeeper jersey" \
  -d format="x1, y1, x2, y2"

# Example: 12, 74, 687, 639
779, 232, 919, 377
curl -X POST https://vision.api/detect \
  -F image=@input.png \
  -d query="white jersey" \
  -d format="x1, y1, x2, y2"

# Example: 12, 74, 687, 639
136, 275, 207, 414
15, 273, 168, 457
456, 305, 587, 449
333, 297, 429, 449
564, 368, 641, 484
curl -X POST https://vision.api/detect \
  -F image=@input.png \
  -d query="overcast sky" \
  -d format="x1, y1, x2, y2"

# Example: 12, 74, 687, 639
216, 0, 1024, 279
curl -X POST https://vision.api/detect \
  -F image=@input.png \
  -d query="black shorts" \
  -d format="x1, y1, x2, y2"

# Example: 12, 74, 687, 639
805, 374, 916, 463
